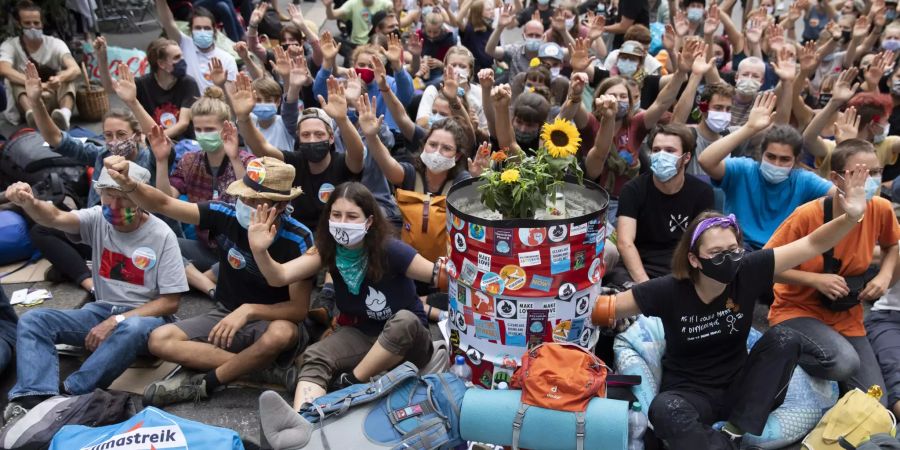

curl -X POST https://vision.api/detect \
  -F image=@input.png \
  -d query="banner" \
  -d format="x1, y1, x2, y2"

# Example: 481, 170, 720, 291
81, 42, 149, 84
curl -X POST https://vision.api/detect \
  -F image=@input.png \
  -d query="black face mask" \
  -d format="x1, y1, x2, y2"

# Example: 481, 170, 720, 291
816, 93, 832, 108
697, 252, 744, 284
297, 141, 331, 162
841, 30, 852, 44
171, 59, 187, 78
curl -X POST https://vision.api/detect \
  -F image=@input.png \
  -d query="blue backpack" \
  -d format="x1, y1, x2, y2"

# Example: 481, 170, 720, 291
293, 362, 467, 449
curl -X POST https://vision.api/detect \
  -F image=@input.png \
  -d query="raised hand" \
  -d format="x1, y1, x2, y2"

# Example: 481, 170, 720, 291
853, 15, 870, 39
824, 20, 841, 40
798, 41, 819, 73
787, 0, 804, 22
478, 68, 494, 89
468, 141, 491, 176
320, 31, 341, 62
765, 23, 785, 49
233, 41, 251, 60
231, 72, 257, 117
586, 12, 606, 40
594, 94, 618, 119
771, 46, 797, 81
344, 68, 363, 101
248, 204, 279, 254
24, 61, 42, 102
674, 9, 690, 36
745, 90, 777, 131
287, 44, 303, 60
663, 24, 676, 51
677, 39, 704, 73
317, 76, 348, 119
289, 53, 312, 88
148, 125, 173, 162
832, 67, 860, 104
357, 94, 383, 136
746, 17, 764, 44
704, 3, 720, 35
287, 3, 305, 25
112, 63, 137, 103
407, 32, 423, 57
692, 51, 715, 75
93, 36, 108, 59
386, 33, 403, 67
103, 155, 136, 191
371, 55, 389, 90
442, 67, 460, 99
222, 120, 240, 160
568, 37, 594, 74
865, 51, 893, 87
271, 45, 291, 80
550, 9, 566, 32
4, 182, 35, 207
249, 1, 268, 27
322, 0, 333, 7
834, 106, 860, 143
491, 83, 512, 106
209, 57, 227, 88
838, 164, 868, 220
498, 4, 516, 29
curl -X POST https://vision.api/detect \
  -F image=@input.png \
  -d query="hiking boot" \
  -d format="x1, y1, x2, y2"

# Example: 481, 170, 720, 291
50, 109, 70, 131
2, 402, 28, 426
143, 371, 208, 406
244, 364, 298, 392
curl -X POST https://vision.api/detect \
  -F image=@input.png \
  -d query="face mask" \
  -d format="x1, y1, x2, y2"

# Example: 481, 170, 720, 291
196, 131, 223, 152
102, 205, 138, 227
420, 150, 457, 172
297, 140, 331, 162
515, 128, 540, 148
453, 66, 470, 81
615, 101, 630, 119
550, 66, 561, 77
816, 93, 833, 108
253, 103, 278, 121
865, 175, 882, 200
421, 5, 434, 16
192, 29, 214, 49
698, 251, 744, 284
687, 7, 705, 22
705, 110, 732, 133
565, 18, 576, 29
428, 112, 447, 127
759, 160, 791, 184
617, 59, 639, 76
235, 198, 253, 229
650, 151, 681, 182
106, 136, 137, 157
874, 123, 890, 144
714, 56, 724, 68
888, 9, 898, 21
355, 67, 375, 84
735, 78, 762, 96
23, 27, 42, 40
765, 6, 774, 15
538, 0, 550, 5
884, 39, 900, 52
632, 101, 641, 114
841, 30, 852, 44
597, 3, 606, 13
525, 38, 542, 52
171, 59, 187, 78
330, 220, 368, 247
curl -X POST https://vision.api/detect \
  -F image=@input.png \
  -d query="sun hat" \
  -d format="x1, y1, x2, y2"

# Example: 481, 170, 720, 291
225, 157, 303, 201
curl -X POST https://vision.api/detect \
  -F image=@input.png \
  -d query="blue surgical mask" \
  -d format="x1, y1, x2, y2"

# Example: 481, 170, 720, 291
865, 175, 882, 200
884, 39, 900, 52
192, 30, 214, 49
617, 59, 638, 76
525, 38, 542, 52
235, 198, 253, 229
759, 160, 791, 184
428, 112, 447, 127
253, 103, 278, 121
616, 101, 630, 119
650, 151, 681, 182
687, 7, 705, 22
874, 123, 890, 144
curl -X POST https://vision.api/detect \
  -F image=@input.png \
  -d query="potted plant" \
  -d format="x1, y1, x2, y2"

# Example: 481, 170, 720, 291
444, 118, 610, 389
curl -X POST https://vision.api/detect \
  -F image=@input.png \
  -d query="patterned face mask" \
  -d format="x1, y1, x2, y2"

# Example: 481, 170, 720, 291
107, 136, 138, 157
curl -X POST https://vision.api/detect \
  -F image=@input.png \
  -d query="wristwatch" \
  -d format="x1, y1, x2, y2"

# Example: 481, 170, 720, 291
114, 314, 125, 324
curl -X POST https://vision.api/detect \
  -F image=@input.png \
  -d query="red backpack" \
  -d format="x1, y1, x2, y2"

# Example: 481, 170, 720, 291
510, 342, 609, 412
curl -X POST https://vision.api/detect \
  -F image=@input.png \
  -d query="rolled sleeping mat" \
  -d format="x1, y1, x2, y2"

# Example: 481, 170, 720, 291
459, 389, 629, 450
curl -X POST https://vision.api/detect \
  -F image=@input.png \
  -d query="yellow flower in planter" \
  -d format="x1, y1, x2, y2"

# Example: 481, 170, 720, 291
541, 118, 581, 159
500, 169, 520, 183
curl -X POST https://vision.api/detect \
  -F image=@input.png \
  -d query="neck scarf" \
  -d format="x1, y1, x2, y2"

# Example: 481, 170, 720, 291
335, 245, 368, 295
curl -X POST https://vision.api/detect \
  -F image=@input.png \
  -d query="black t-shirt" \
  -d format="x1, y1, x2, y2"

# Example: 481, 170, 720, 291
282, 150, 361, 232
612, 0, 649, 48
886, 105, 900, 183
460, 24, 494, 72
136, 74, 200, 138
331, 239, 427, 335
617, 172, 714, 266
516, 5, 553, 28
631, 249, 775, 391
198, 202, 314, 312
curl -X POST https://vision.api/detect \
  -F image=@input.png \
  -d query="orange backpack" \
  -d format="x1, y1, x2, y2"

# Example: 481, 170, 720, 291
396, 173, 451, 263
510, 342, 609, 412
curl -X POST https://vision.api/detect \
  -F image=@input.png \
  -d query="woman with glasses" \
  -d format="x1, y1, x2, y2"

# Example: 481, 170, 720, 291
766, 139, 900, 409
591, 163, 872, 449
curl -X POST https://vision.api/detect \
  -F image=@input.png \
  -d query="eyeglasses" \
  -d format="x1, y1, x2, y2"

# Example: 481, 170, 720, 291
705, 248, 745, 265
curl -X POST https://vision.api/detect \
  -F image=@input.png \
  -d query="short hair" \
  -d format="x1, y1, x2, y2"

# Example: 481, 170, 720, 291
350, 44, 385, 66
252, 77, 283, 101
189, 6, 217, 30
280, 23, 304, 43
737, 56, 766, 75
761, 124, 803, 157
649, 123, 696, 157
524, 65, 551, 86
700, 82, 735, 103
191, 87, 231, 121
16, 0, 40, 20
624, 24, 652, 46
146, 38, 178, 73
424, 12, 444, 26
444, 46, 475, 73
104, 108, 141, 134
847, 92, 893, 128
671, 211, 744, 283
831, 138, 876, 173
512, 92, 550, 125
682, 0, 706, 8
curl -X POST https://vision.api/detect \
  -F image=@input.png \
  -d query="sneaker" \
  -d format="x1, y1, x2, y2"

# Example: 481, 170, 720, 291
24, 110, 35, 128
2, 402, 28, 426
143, 371, 208, 406
50, 109, 70, 131
244, 364, 298, 392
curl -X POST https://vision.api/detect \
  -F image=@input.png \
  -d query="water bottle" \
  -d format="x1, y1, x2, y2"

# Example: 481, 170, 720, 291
628, 402, 648, 450
450, 355, 472, 383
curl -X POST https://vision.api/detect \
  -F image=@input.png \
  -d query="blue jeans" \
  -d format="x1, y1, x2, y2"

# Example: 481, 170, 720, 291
9, 302, 167, 399
194, 0, 244, 42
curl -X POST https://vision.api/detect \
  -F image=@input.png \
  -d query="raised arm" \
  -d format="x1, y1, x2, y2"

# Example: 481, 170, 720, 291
103, 155, 201, 225
232, 73, 284, 160
248, 205, 323, 287
317, 78, 364, 174
802, 68, 858, 158
358, 94, 406, 185
147, 125, 179, 197
699, 91, 777, 180
93, 37, 114, 93
672, 71, 704, 124
23, 62, 63, 147
557, 72, 590, 128
771, 46, 798, 125
287, 4, 323, 67
441, 69, 477, 149
478, 68, 498, 137
486, 5, 516, 60
222, 121, 247, 180
112, 63, 158, 135
584, 95, 617, 180
154, 0, 183, 41
372, 56, 416, 142
4, 182, 80, 234
491, 84, 517, 152
718, 4, 744, 55
234, 41, 265, 81
643, 40, 693, 129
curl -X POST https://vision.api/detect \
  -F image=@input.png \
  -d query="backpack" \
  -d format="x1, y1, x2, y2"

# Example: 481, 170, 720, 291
396, 173, 451, 263
511, 342, 609, 412
0, 130, 89, 208
282, 362, 467, 449
1, 389, 135, 450
802, 388, 897, 450
0, 210, 36, 265
51, 406, 244, 450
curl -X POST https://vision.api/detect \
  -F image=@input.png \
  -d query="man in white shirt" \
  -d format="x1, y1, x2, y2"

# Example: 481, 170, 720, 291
154, 0, 237, 94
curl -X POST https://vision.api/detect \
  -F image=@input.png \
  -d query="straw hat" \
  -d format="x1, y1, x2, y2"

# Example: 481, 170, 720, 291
225, 157, 303, 202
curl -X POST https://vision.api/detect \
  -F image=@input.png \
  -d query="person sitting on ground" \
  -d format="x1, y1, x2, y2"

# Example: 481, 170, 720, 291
2, 163, 186, 424
592, 163, 871, 448
698, 92, 835, 250
485, 8, 546, 81
606, 123, 714, 287
247, 182, 436, 411
0, 288, 16, 377
866, 265, 900, 418
250, 77, 297, 153
103, 155, 314, 407
767, 139, 900, 407
0, 0, 81, 130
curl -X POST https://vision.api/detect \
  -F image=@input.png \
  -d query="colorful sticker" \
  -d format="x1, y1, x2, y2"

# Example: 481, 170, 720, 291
318, 183, 335, 203
466, 347, 484, 366
574, 250, 586, 270
550, 244, 571, 275
460, 258, 478, 286
446, 259, 457, 278
499, 265, 526, 291
529, 275, 553, 292
227, 247, 247, 270
452, 214, 465, 230
159, 111, 177, 129
453, 233, 467, 253
477, 252, 492, 272
493, 228, 513, 256
492, 367, 514, 388
131, 247, 157, 271
558, 282, 577, 301
588, 257, 603, 284
575, 294, 590, 316
469, 223, 487, 242
246, 159, 267, 183
475, 318, 502, 341
518, 250, 541, 267
518, 300, 556, 319
480, 272, 505, 297
453, 310, 467, 332
549, 224, 568, 242
518, 228, 546, 246
568, 317, 586, 342
570, 222, 588, 236
496, 298, 517, 319
464, 306, 475, 326
457, 284, 469, 306
526, 309, 549, 349
505, 320, 526, 347
473, 291, 495, 315
553, 320, 572, 342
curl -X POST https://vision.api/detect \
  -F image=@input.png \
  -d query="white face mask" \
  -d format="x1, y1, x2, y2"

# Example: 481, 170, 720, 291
235, 198, 253, 229
23, 27, 42, 40
705, 110, 732, 133
736, 78, 762, 96
565, 18, 576, 29
420, 150, 457, 173
550, 66, 561, 77
453, 66, 470, 81
329, 220, 368, 247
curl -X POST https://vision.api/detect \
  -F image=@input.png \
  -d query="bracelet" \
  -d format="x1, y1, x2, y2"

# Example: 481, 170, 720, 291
591, 294, 616, 328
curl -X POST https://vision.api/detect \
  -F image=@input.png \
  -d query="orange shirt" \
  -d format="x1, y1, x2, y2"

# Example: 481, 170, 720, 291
766, 197, 900, 337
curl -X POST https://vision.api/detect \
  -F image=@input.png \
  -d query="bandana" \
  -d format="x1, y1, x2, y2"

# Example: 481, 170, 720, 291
690, 214, 739, 248
335, 245, 368, 295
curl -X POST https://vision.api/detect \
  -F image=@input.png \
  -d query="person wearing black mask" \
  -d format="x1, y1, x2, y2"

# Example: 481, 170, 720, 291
232, 73, 364, 232
96, 36, 199, 140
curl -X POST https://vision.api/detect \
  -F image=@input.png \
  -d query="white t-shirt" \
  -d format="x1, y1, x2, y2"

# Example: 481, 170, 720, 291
253, 114, 296, 153
0, 34, 71, 74
873, 277, 900, 312
178, 33, 237, 94
415, 83, 487, 129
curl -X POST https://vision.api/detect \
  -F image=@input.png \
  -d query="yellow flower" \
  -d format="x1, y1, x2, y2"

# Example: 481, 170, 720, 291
541, 118, 581, 158
500, 169, 520, 183
529, 57, 541, 68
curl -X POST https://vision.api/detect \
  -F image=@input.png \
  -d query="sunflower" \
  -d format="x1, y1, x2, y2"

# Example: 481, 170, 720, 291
541, 118, 581, 159
500, 169, 520, 183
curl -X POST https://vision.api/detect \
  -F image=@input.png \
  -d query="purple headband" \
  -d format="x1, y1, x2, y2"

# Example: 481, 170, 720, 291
690, 214, 739, 248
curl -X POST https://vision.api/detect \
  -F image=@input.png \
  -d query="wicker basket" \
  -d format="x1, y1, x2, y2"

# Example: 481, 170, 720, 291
75, 61, 109, 122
